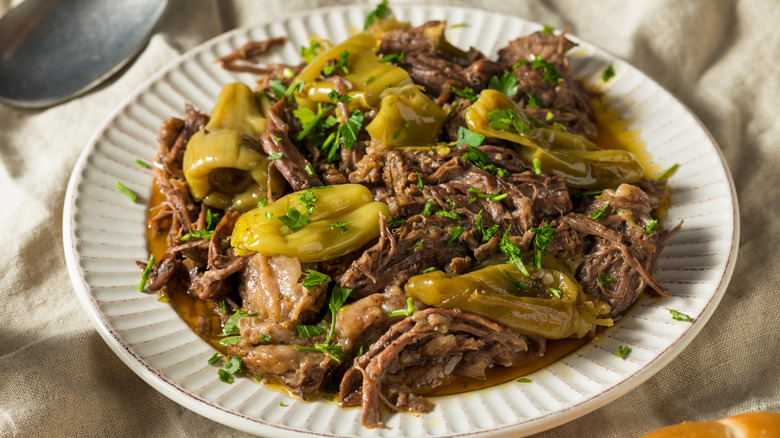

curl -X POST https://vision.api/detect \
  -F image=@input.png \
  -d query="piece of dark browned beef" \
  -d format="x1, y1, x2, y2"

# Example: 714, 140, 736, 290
379, 21, 504, 99
498, 30, 597, 138
566, 183, 681, 318
339, 308, 545, 428
262, 95, 323, 190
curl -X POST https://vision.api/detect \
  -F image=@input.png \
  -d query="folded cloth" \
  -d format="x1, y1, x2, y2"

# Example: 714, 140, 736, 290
0, 0, 778, 437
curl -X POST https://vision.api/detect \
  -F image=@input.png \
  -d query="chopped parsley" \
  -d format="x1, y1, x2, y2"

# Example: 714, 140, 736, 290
546, 111, 554, 121
532, 158, 542, 175
327, 90, 353, 104
598, 271, 617, 287
446, 226, 464, 246
305, 163, 315, 175
669, 309, 692, 322
488, 70, 518, 97
467, 187, 507, 203
138, 254, 155, 292
340, 109, 365, 151
268, 152, 283, 160
322, 395, 335, 402
364, 0, 390, 29
300, 39, 321, 63
180, 229, 214, 243
268, 79, 288, 99
302, 270, 331, 289
450, 86, 478, 102
298, 189, 317, 215
265, 211, 273, 220
386, 297, 415, 317
218, 336, 242, 346
590, 202, 610, 220
548, 287, 562, 299
278, 206, 310, 231
282, 68, 295, 78
364, 75, 375, 85
422, 200, 433, 216
645, 219, 658, 234
388, 216, 406, 228
515, 54, 562, 84
658, 163, 679, 180
456, 126, 485, 147
207, 352, 221, 365
542, 24, 554, 34
295, 285, 352, 363
416, 172, 424, 189
378, 52, 404, 64
435, 209, 461, 221
602, 64, 615, 82
529, 221, 555, 268
135, 159, 149, 168
614, 346, 631, 359
486, 108, 530, 135
462, 145, 510, 177
450, 22, 467, 28
221, 309, 258, 338
552, 121, 567, 131
499, 226, 529, 276
412, 240, 423, 251
476, 210, 499, 242
286, 80, 305, 97
218, 355, 242, 384
258, 334, 272, 342
422, 267, 437, 274
505, 271, 529, 290
517, 378, 532, 383
526, 92, 543, 109
328, 221, 351, 233
296, 324, 327, 338
293, 103, 337, 143
115, 181, 137, 202
258, 198, 269, 208
205, 209, 220, 230
322, 50, 350, 76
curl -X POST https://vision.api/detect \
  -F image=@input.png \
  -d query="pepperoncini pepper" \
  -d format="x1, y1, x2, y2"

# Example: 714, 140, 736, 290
404, 263, 612, 339
183, 83, 284, 211
465, 89, 644, 188
231, 184, 391, 262
365, 85, 447, 146
293, 33, 412, 112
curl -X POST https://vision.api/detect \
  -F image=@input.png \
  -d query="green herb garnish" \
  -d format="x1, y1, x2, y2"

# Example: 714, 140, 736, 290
602, 64, 615, 82
488, 70, 518, 97
301, 39, 321, 63
517, 378, 532, 383
532, 158, 542, 175
446, 226, 464, 246
180, 229, 214, 243
322, 50, 350, 76
462, 145, 510, 177
450, 86, 478, 102
296, 324, 327, 338
526, 92, 543, 109
590, 203, 610, 220
218, 355, 242, 383
499, 226, 529, 276
456, 126, 485, 147
645, 219, 658, 234
386, 297, 414, 317
529, 221, 555, 268
614, 346, 631, 359
364, 0, 390, 29
115, 181, 137, 202
278, 206, 310, 231
302, 270, 331, 289
208, 352, 221, 365
378, 52, 404, 64
670, 309, 692, 322
658, 163, 679, 181
138, 254, 155, 292
135, 159, 149, 168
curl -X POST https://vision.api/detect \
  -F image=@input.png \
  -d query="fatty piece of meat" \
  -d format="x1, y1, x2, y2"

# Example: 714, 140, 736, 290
240, 253, 327, 324
228, 343, 335, 400
333, 287, 418, 355
338, 308, 545, 428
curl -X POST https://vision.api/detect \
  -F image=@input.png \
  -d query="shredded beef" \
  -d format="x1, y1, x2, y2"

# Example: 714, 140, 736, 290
339, 308, 545, 428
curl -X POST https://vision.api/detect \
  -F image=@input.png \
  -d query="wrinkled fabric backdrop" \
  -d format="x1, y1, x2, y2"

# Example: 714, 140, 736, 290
1, 0, 778, 436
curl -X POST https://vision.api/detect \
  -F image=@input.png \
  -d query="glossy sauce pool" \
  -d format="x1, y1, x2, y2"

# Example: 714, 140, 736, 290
146, 95, 658, 394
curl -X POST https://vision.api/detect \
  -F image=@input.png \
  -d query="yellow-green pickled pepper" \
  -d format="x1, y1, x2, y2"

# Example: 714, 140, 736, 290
231, 184, 391, 262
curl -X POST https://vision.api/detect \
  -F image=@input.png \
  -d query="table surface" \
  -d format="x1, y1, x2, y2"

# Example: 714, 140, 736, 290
1, 1, 778, 437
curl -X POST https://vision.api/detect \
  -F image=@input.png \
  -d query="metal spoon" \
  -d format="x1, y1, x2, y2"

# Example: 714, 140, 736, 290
0, 0, 169, 109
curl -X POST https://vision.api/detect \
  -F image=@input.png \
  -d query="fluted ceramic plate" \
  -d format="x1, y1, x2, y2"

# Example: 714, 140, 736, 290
63, 4, 738, 437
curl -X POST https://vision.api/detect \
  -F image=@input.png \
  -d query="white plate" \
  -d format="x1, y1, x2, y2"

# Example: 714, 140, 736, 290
63, 4, 739, 437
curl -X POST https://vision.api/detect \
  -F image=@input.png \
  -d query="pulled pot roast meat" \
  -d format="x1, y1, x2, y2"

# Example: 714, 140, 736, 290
143, 19, 680, 429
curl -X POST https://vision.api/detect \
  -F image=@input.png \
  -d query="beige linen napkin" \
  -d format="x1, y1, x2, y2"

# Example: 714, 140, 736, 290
1, 0, 777, 437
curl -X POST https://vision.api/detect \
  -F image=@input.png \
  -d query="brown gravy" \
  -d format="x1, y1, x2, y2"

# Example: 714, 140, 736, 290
144, 96, 654, 393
